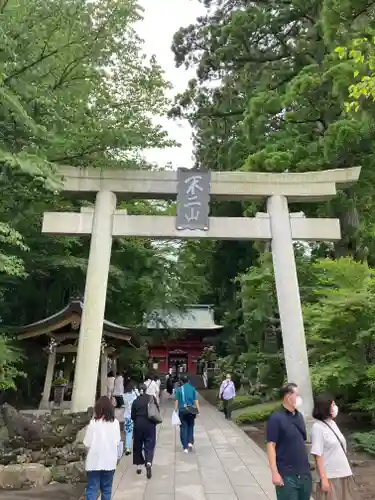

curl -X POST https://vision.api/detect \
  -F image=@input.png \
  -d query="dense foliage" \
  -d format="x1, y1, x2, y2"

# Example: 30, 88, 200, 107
172, 0, 375, 419
0, 0, 205, 401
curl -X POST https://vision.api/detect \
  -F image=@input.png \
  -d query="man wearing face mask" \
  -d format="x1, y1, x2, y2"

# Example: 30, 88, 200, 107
266, 383, 312, 500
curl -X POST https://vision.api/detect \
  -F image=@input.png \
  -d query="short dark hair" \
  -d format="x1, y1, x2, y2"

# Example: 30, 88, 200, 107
107, 371, 114, 377
279, 383, 298, 399
313, 394, 334, 421
94, 396, 115, 422
124, 380, 135, 393
138, 383, 147, 394
180, 375, 189, 384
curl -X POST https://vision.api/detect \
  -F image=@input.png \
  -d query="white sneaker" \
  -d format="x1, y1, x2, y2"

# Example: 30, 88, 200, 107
188, 443, 194, 451
183, 449, 189, 453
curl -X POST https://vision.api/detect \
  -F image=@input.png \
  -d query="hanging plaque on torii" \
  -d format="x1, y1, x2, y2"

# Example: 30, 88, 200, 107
176, 169, 211, 231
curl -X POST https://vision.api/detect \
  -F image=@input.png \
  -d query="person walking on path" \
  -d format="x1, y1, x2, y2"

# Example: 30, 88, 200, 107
154, 374, 161, 401
166, 368, 174, 397
113, 371, 125, 408
106, 371, 115, 400
266, 383, 312, 500
219, 373, 236, 420
123, 379, 138, 456
131, 383, 158, 479
311, 394, 358, 500
83, 396, 121, 500
144, 373, 159, 403
174, 375, 200, 453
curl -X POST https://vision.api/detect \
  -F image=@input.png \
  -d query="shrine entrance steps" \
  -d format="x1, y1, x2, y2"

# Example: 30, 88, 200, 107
111, 394, 276, 500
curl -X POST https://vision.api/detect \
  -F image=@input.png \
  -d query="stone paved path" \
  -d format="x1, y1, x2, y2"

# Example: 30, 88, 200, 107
111, 395, 276, 500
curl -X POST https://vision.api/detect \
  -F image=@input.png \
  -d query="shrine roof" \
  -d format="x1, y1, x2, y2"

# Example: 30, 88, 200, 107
144, 305, 223, 331
15, 297, 140, 347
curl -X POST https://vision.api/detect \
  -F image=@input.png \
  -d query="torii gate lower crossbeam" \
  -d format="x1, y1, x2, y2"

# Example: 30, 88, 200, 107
43, 190, 345, 419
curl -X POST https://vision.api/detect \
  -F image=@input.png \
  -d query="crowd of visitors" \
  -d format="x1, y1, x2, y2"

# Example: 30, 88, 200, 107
83, 369, 199, 497
85, 367, 355, 500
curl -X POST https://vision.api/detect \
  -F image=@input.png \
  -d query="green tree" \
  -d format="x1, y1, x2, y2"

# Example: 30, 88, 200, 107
167, 0, 375, 401
0, 335, 25, 391
304, 257, 375, 411
171, 0, 375, 262
0, 0, 183, 324
0, 0, 204, 402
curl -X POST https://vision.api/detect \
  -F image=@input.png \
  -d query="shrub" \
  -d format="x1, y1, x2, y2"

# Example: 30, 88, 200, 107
235, 401, 282, 425
218, 394, 262, 411
352, 431, 375, 456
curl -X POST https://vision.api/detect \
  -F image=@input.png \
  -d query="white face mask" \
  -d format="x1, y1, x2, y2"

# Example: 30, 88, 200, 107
295, 396, 303, 409
332, 404, 339, 419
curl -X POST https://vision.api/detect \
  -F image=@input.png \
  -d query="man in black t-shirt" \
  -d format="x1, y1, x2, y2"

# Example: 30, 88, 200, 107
266, 383, 312, 500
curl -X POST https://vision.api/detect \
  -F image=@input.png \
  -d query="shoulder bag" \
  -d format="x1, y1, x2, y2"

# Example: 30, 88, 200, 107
322, 421, 346, 455
220, 382, 230, 401
148, 396, 162, 424
321, 421, 356, 483
181, 386, 199, 415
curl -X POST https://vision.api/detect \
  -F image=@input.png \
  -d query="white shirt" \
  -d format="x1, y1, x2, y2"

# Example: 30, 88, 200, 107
84, 418, 121, 471
123, 391, 137, 419
107, 376, 115, 396
145, 379, 158, 399
113, 376, 124, 396
311, 420, 352, 479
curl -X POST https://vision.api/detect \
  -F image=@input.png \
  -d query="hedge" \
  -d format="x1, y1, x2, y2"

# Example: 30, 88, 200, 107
235, 401, 282, 425
352, 431, 375, 456
218, 394, 262, 412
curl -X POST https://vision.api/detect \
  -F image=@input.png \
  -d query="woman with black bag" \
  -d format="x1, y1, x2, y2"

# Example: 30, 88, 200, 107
131, 384, 160, 479
174, 375, 200, 453
311, 394, 358, 500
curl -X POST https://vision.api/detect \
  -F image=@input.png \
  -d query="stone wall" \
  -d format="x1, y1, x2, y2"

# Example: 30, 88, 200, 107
0, 404, 92, 489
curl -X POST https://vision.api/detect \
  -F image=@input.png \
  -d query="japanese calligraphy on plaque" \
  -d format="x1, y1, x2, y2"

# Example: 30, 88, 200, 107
176, 169, 211, 230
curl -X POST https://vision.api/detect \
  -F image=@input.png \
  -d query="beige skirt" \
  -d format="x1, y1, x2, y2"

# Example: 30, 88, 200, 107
313, 476, 358, 500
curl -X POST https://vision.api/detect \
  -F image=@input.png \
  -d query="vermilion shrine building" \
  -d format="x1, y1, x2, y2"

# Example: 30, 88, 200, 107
145, 305, 222, 376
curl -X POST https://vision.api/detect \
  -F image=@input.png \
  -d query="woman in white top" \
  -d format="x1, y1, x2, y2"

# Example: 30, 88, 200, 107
144, 374, 159, 403
83, 396, 121, 500
123, 379, 138, 455
311, 394, 357, 500
106, 371, 115, 399
113, 372, 124, 408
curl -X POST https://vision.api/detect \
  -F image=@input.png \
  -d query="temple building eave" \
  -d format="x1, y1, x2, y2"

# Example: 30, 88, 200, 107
14, 298, 139, 347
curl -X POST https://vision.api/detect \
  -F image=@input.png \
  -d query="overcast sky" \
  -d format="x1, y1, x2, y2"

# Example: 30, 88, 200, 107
136, 0, 206, 170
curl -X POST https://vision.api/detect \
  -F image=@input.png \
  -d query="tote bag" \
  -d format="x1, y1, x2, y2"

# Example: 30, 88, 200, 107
148, 396, 163, 424
172, 410, 181, 426
117, 440, 124, 462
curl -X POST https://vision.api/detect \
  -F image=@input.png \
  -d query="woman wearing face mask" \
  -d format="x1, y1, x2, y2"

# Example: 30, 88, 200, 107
311, 394, 357, 500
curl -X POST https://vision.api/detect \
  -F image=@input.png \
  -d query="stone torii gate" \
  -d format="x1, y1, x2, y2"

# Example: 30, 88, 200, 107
42, 166, 361, 415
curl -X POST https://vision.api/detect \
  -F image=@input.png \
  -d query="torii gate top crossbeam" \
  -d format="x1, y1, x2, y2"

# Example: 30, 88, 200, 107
56, 166, 360, 202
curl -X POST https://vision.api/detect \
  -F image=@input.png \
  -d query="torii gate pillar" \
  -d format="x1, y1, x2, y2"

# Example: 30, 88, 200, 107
267, 195, 313, 413
71, 191, 116, 412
